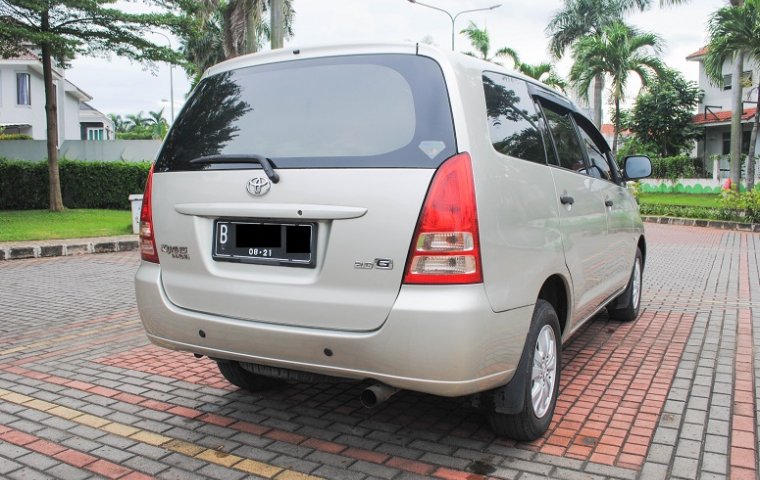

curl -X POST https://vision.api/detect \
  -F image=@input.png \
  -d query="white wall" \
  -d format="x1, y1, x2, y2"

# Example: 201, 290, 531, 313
698, 56, 760, 113
0, 65, 46, 139
61, 89, 81, 141
0, 63, 85, 142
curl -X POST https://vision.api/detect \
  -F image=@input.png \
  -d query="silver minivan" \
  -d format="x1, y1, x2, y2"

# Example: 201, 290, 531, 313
135, 44, 651, 440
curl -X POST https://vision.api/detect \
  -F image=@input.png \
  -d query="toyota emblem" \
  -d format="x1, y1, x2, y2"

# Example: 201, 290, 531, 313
246, 177, 271, 196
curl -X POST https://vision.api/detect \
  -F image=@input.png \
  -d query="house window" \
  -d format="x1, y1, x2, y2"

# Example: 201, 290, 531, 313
722, 71, 753, 90
87, 128, 104, 141
722, 130, 751, 154
16, 73, 31, 105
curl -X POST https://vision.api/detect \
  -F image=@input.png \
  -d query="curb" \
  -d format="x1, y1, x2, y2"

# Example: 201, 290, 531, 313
0, 236, 139, 261
642, 216, 760, 232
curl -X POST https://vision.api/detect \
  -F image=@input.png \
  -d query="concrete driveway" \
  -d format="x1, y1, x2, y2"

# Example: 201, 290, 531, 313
0, 223, 757, 480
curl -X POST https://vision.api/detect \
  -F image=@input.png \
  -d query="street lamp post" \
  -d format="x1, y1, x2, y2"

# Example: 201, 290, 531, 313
407, 0, 501, 51
154, 31, 175, 123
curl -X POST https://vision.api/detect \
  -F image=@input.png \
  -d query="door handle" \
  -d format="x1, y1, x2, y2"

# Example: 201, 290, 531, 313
560, 195, 575, 205
605, 200, 614, 207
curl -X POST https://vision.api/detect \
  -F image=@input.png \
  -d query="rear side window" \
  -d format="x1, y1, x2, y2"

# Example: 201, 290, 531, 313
540, 102, 586, 172
155, 54, 456, 171
483, 72, 546, 164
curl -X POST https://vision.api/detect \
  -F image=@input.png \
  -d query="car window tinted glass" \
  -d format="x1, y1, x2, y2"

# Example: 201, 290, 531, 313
155, 54, 456, 171
576, 123, 613, 181
483, 72, 546, 164
540, 103, 586, 173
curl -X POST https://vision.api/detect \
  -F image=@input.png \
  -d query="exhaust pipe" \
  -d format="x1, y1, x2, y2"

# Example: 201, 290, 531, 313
360, 384, 399, 408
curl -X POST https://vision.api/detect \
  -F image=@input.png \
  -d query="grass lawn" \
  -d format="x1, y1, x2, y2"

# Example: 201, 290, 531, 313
638, 192, 722, 208
0, 209, 132, 242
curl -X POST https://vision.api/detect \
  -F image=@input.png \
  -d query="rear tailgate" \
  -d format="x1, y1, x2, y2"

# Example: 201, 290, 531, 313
151, 52, 457, 332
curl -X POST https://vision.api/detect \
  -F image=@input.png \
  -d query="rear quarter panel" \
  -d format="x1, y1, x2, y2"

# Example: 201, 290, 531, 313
446, 59, 569, 314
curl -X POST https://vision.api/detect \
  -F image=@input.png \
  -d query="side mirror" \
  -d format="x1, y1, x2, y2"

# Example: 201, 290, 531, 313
624, 155, 652, 180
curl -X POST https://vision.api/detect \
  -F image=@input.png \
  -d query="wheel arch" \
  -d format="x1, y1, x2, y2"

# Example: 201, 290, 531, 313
537, 274, 570, 335
638, 235, 647, 266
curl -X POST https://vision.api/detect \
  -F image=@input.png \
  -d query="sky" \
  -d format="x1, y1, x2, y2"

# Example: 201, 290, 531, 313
65, 0, 727, 123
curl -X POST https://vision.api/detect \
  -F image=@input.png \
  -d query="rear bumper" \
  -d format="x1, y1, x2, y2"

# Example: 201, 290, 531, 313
135, 262, 533, 397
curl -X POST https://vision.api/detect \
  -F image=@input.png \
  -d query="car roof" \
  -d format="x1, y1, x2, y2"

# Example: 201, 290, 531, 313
203, 43, 573, 100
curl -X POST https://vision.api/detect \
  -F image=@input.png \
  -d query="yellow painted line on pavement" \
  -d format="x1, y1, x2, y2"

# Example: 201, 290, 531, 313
0, 320, 140, 356
0, 388, 322, 480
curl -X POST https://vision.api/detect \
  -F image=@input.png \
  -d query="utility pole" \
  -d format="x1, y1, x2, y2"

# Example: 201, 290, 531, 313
271, 0, 284, 49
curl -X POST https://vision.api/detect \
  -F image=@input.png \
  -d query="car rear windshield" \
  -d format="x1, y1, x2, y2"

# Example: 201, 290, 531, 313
155, 54, 457, 172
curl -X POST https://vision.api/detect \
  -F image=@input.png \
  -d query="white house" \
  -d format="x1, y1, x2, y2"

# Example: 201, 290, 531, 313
687, 46, 759, 178
0, 48, 113, 142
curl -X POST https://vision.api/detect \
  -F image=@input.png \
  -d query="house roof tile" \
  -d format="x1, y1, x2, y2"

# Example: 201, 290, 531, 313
692, 108, 757, 125
686, 46, 708, 61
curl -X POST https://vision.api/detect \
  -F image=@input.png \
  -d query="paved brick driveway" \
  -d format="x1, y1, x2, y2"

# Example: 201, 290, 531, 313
0, 223, 757, 480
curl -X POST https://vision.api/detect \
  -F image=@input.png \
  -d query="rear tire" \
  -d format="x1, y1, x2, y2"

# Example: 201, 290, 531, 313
216, 361, 281, 392
607, 248, 643, 322
488, 300, 561, 441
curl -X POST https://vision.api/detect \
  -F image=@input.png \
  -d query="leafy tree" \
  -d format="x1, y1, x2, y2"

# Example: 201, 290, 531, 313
0, 0, 182, 211
628, 67, 703, 156
569, 22, 663, 154
705, 0, 760, 191
546, 0, 686, 127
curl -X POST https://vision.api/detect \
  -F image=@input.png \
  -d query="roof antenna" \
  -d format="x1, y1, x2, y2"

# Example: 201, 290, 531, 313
415, 42, 419, 55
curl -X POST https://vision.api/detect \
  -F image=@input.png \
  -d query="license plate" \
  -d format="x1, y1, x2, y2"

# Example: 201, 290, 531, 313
213, 220, 316, 267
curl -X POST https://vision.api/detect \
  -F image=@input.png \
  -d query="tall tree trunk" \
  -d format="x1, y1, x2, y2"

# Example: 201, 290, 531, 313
244, 1, 262, 54
41, 11, 63, 212
612, 95, 620, 155
593, 74, 603, 128
730, 51, 744, 191
746, 91, 760, 192
271, 0, 283, 49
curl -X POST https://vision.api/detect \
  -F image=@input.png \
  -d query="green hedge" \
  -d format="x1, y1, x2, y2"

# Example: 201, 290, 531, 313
0, 134, 33, 140
649, 155, 706, 181
0, 159, 151, 210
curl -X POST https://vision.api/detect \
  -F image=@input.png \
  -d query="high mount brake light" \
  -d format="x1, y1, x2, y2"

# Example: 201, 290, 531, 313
139, 165, 159, 263
404, 153, 482, 284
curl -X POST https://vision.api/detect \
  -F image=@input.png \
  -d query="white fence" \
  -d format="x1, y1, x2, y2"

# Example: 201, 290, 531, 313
0, 140, 162, 162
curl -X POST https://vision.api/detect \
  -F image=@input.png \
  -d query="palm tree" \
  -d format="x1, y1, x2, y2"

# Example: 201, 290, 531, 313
460, 21, 493, 60
125, 112, 148, 131
147, 108, 169, 139
705, 0, 760, 191
199, 0, 293, 58
498, 48, 568, 92
546, 0, 629, 126
107, 114, 129, 134
460, 23, 567, 92
569, 22, 663, 154
180, 9, 226, 86
546, 0, 686, 127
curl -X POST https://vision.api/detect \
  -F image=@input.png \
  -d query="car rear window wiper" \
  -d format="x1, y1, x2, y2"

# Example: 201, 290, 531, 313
190, 154, 280, 183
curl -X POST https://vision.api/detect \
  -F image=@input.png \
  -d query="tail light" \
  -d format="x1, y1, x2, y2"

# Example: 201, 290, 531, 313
404, 153, 482, 284
140, 165, 159, 263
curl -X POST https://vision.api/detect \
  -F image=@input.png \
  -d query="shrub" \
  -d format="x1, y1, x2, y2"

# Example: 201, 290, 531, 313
721, 189, 760, 223
0, 158, 151, 210
0, 133, 33, 140
650, 155, 706, 182
639, 204, 733, 221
